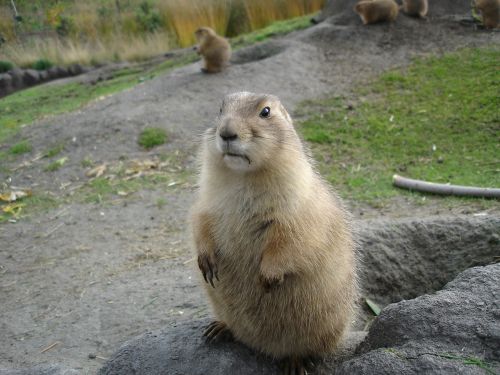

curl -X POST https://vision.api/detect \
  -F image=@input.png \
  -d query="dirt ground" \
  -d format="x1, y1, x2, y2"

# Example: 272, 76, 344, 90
1, 11, 499, 374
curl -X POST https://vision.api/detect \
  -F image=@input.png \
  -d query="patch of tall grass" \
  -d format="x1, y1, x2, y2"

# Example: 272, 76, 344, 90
1, 32, 171, 67
0, 0, 324, 67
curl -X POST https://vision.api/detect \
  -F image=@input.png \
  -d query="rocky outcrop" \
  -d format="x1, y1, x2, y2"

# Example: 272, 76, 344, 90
0, 64, 89, 98
98, 216, 500, 375
336, 264, 500, 374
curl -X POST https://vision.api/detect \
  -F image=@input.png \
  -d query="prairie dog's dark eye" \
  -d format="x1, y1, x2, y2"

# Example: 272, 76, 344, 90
260, 107, 271, 118
219, 107, 222, 115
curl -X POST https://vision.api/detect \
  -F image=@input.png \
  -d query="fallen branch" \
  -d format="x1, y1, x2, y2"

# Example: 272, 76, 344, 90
392, 175, 500, 199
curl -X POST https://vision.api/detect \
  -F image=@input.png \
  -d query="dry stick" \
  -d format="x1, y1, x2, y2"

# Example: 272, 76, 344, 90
40, 341, 60, 354
393, 175, 500, 199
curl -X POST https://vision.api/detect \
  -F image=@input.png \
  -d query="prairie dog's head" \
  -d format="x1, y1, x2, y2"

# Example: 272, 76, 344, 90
195, 27, 216, 42
354, 1, 369, 14
205, 92, 298, 173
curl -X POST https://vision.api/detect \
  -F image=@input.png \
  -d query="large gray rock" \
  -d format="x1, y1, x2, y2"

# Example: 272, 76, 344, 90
98, 319, 280, 375
0, 73, 13, 97
357, 215, 500, 305
336, 263, 500, 374
22, 69, 40, 86
7, 68, 24, 89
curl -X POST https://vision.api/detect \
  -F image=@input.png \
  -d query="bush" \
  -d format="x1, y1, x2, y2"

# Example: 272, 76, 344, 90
32, 59, 54, 70
136, 2, 162, 33
138, 127, 168, 149
0, 60, 13, 73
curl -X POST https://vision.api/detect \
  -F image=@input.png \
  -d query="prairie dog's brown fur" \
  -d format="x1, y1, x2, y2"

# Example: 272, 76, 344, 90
190, 92, 358, 372
194, 27, 231, 73
474, 0, 500, 28
401, 0, 428, 18
354, 0, 399, 24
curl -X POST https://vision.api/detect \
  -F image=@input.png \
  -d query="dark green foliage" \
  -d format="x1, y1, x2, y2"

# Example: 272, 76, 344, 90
32, 58, 53, 70
0, 60, 14, 73
136, 1, 162, 33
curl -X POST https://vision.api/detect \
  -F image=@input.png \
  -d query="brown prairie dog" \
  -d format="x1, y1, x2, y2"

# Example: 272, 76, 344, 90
194, 27, 231, 73
401, 0, 428, 18
474, 0, 500, 28
190, 92, 358, 373
354, 0, 399, 24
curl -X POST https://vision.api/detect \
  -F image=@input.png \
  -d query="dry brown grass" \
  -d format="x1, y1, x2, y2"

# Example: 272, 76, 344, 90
245, 0, 325, 30
0, 32, 171, 67
159, 0, 231, 47
0, 0, 324, 66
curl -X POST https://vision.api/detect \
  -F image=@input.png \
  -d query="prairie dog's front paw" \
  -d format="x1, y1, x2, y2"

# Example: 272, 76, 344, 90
198, 251, 218, 287
259, 273, 284, 293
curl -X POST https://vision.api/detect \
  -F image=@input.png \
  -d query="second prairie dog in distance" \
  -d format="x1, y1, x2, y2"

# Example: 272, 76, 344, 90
194, 27, 231, 73
354, 0, 399, 24
474, 0, 500, 28
401, 0, 428, 18
191, 92, 358, 374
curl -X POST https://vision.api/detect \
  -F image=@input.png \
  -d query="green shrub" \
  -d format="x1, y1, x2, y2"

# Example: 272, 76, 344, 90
138, 127, 167, 149
0, 60, 14, 73
32, 59, 54, 70
136, 2, 162, 33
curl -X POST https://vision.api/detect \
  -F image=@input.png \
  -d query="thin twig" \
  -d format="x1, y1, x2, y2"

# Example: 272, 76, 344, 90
43, 223, 64, 238
40, 341, 60, 353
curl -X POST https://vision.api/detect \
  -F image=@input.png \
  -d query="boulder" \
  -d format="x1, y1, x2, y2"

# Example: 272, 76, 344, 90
22, 69, 41, 86
68, 64, 83, 76
336, 263, 500, 374
356, 215, 500, 305
47, 66, 69, 80
39, 70, 50, 81
0, 73, 13, 97
7, 68, 24, 89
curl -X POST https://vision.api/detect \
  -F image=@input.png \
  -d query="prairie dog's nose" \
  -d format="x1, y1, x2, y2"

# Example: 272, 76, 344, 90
219, 123, 238, 141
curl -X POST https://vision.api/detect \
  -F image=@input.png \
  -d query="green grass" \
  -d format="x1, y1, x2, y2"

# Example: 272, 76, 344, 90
0, 52, 196, 146
44, 157, 68, 171
44, 144, 65, 158
9, 140, 32, 155
232, 14, 313, 49
299, 48, 500, 205
0, 15, 311, 148
138, 127, 168, 149
0, 193, 58, 223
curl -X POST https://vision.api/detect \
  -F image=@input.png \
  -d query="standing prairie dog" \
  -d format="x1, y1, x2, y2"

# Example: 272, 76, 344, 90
190, 92, 358, 374
194, 27, 231, 73
401, 0, 428, 18
354, 0, 399, 24
474, 0, 500, 28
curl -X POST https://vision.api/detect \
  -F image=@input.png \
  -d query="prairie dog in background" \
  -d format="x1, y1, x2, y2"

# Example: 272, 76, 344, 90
474, 0, 500, 28
191, 92, 358, 374
194, 27, 231, 73
354, 0, 399, 24
401, 0, 429, 18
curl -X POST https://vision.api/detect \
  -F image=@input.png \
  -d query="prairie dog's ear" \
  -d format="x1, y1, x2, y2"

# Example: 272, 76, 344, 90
279, 104, 292, 124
